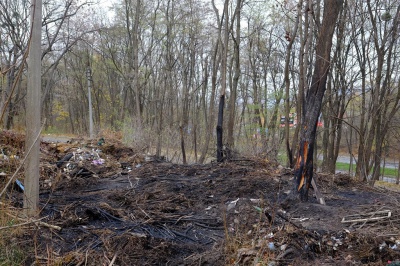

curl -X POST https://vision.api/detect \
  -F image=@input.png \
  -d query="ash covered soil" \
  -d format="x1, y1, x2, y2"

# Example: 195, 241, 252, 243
2, 131, 400, 265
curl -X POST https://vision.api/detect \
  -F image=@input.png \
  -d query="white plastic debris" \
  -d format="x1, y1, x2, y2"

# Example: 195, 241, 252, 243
227, 198, 240, 211
379, 242, 387, 252
250, 198, 261, 203
92, 158, 105, 165
268, 242, 275, 251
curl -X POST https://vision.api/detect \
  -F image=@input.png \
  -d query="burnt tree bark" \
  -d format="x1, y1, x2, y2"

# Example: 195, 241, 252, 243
216, 0, 229, 162
294, 0, 343, 201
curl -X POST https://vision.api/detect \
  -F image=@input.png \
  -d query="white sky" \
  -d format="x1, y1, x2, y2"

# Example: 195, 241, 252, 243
96, 0, 116, 19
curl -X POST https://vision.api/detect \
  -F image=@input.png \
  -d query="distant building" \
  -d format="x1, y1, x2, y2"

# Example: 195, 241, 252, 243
280, 113, 323, 128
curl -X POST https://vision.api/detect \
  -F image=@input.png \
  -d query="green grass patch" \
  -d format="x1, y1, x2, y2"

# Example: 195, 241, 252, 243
335, 162, 355, 172
380, 167, 398, 177
335, 162, 398, 177
0, 245, 26, 265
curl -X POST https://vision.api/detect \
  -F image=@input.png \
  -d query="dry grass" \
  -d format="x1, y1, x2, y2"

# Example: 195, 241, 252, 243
98, 128, 123, 141
223, 203, 278, 266
374, 180, 400, 192
0, 201, 29, 265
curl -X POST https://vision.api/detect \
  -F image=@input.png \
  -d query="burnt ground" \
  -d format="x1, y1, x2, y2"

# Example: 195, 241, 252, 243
1, 131, 400, 265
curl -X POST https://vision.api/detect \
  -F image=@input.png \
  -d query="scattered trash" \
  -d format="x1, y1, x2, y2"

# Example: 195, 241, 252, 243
205, 206, 215, 210
53, 147, 110, 178
43, 179, 52, 188
15, 179, 24, 192
0, 154, 8, 160
56, 153, 73, 168
268, 242, 275, 251
92, 159, 105, 165
227, 198, 240, 211
292, 217, 310, 222
250, 198, 261, 203
97, 137, 105, 146
253, 206, 263, 213
379, 241, 388, 252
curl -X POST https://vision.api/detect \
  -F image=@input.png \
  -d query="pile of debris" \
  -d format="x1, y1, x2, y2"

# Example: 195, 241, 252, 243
0, 132, 157, 192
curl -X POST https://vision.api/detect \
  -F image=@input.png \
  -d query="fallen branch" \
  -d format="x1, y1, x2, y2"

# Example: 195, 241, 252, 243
311, 177, 326, 205
341, 209, 391, 225
0, 216, 61, 231
36, 221, 62, 231
109, 252, 118, 266
2, 213, 62, 231
0, 219, 38, 230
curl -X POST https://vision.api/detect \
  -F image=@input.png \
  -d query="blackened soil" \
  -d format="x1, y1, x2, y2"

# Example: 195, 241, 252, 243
2, 134, 400, 265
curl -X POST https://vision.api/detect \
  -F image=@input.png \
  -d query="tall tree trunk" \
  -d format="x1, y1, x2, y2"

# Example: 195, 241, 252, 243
199, 55, 213, 164
227, 0, 242, 149
293, 0, 343, 201
292, 0, 312, 164
4, 47, 17, 129
133, 0, 142, 125
284, 0, 302, 167
216, 0, 229, 162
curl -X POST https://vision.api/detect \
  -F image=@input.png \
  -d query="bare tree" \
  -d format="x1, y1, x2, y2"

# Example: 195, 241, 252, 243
320, 0, 350, 173
226, 0, 243, 149
284, 0, 302, 167
0, 0, 30, 129
366, 0, 400, 183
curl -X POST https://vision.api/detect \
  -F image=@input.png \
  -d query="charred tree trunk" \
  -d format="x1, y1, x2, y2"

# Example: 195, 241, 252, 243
294, 0, 343, 201
216, 0, 229, 162
180, 125, 187, 164
216, 95, 225, 162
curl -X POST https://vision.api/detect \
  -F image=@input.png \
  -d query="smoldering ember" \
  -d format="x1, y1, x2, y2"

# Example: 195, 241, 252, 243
0, 131, 399, 265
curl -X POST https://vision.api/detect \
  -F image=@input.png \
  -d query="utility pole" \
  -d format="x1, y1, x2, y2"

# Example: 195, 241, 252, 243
24, 0, 42, 216
86, 66, 94, 139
